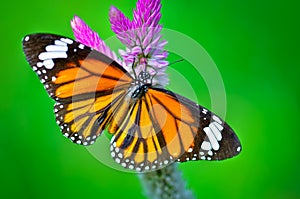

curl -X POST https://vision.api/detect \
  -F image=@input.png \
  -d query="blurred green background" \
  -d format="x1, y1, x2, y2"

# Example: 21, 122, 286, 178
1, 0, 299, 198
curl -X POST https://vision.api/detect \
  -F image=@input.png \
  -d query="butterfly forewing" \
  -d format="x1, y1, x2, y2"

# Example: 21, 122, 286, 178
22, 34, 132, 102
22, 34, 133, 145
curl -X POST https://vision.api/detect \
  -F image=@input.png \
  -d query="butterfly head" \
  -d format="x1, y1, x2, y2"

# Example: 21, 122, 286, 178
138, 71, 151, 82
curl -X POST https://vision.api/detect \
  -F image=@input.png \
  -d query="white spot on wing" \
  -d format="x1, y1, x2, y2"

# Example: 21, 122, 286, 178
115, 158, 120, 164
212, 115, 222, 124
43, 59, 55, 69
24, 36, 29, 41
118, 153, 123, 158
37, 62, 43, 67
204, 127, 220, 150
213, 121, 223, 131
78, 44, 85, 49
39, 52, 67, 60
201, 141, 211, 150
60, 38, 73, 44
45, 45, 68, 52
54, 40, 67, 46
111, 152, 115, 157
237, 146, 241, 152
209, 122, 222, 141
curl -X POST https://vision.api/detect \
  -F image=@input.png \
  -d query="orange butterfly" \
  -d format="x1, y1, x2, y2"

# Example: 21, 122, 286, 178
23, 33, 241, 171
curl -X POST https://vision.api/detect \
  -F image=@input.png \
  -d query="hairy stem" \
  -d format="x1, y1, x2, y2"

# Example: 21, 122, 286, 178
139, 164, 195, 199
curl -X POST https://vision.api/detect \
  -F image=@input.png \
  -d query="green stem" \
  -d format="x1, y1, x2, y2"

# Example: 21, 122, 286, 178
139, 164, 195, 199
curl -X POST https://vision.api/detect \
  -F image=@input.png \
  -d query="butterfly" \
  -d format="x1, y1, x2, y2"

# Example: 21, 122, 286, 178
22, 33, 241, 172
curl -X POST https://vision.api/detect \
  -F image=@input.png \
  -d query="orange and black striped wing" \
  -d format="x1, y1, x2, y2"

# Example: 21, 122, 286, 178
110, 87, 241, 171
22, 33, 133, 145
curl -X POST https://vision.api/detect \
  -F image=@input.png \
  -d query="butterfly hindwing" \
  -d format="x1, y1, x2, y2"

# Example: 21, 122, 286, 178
54, 89, 127, 145
22, 33, 133, 145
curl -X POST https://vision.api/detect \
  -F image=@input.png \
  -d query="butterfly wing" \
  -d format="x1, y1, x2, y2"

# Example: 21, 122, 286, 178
23, 33, 133, 145
110, 87, 241, 171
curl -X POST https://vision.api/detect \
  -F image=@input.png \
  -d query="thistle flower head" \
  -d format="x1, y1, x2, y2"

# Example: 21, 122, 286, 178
71, 0, 168, 86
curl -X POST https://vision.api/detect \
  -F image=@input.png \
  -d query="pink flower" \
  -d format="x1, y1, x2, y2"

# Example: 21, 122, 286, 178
71, 0, 168, 86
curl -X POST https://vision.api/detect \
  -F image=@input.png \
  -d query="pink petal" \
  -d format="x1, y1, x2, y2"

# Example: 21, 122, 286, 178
71, 15, 101, 49
133, 0, 161, 28
109, 6, 132, 35
71, 15, 122, 64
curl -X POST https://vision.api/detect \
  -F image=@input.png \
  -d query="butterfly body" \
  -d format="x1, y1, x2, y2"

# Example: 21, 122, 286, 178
23, 33, 241, 172
130, 84, 150, 99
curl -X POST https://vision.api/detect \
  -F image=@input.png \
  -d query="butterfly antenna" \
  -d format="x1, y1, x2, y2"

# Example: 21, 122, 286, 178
168, 58, 185, 67
131, 58, 137, 80
150, 70, 158, 84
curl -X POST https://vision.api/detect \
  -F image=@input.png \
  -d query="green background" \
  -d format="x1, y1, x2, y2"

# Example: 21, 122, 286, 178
1, 0, 299, 198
